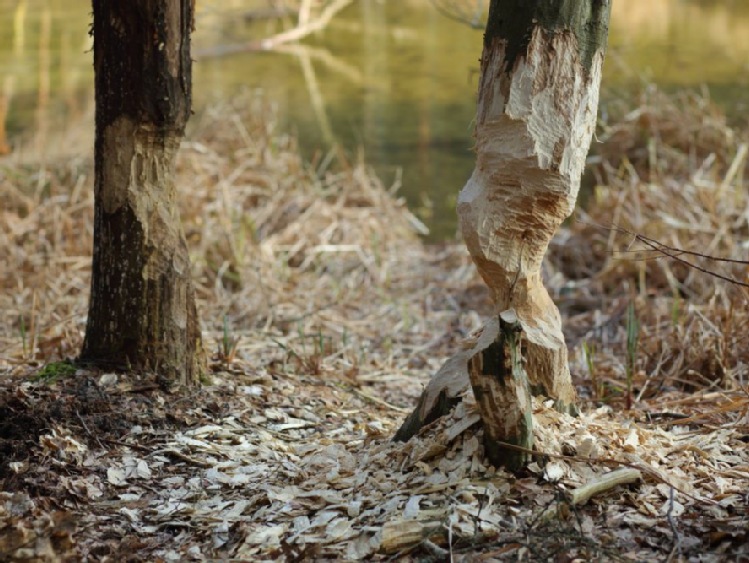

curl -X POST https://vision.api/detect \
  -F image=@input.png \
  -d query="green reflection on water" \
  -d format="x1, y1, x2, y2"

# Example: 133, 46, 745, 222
2, 0, 748, 239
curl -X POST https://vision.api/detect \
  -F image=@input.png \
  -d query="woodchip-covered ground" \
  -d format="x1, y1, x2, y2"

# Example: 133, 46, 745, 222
1, 90, 748, 561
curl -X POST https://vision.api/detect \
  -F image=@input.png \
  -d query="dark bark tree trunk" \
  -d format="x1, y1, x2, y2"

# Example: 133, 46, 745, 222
395, 1, 611, 457
80, 0, 205, 384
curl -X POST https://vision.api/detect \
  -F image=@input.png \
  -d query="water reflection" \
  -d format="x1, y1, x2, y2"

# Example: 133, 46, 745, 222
1, 0, 748, 239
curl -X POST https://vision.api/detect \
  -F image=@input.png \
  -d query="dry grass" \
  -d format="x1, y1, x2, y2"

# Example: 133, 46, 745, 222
1, 85, 747, 410
0, 92, 484, 393
551, 86, 749, 403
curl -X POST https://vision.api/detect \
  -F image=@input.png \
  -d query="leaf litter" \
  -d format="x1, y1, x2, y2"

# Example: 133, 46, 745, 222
1, 89, 748, 561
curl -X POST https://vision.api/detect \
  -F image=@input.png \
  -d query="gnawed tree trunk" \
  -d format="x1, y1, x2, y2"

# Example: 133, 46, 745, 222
395, 1, 610, 454
460, 1, 611, 409
80, 0, 205, 384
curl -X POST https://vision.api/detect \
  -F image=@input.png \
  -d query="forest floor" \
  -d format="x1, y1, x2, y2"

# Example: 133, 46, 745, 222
1, 90, 748, 561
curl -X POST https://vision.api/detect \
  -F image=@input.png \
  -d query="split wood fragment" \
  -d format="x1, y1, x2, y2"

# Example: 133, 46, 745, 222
380, 518, 442, 554
539, 467, 642, 523
568, 467, 642, 505
468, 309, 533, 472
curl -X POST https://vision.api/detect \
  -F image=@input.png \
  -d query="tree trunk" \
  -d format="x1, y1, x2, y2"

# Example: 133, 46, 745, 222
80, 0, 205, 384
458, 0, 610, 411
395, 1, 610, 443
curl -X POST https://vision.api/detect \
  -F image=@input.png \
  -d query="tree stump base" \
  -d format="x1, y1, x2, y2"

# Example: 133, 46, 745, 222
394, 310, 534, 472
468, 309, 533, 472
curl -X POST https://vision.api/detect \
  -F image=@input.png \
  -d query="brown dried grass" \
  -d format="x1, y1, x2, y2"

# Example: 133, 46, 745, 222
0, 93, 482, 392
1, 86, 747, 409
552, 86, 749, 402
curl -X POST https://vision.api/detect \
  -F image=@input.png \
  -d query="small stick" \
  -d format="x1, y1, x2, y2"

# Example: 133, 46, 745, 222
568, 467, 642, 506
539, 467, 642, 523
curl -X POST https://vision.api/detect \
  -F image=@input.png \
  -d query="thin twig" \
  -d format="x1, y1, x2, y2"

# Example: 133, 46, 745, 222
76, 409, 106, 450
666, 486, 682, 561
632, 230, 749, 265
583, 220, 749, 288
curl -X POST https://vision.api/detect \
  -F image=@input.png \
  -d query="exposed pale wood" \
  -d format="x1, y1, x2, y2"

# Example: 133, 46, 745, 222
538, 467, 643, 523
468, 309, 533, 471
458, 23, 606, 411
380, 518, 443, 553
259, 0, 353, 50
568, 467, 643, 506
298, 0, 313, 26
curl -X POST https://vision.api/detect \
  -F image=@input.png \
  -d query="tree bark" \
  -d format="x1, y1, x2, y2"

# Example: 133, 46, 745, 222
80, 0, 205, 384
395, 1, 610, 442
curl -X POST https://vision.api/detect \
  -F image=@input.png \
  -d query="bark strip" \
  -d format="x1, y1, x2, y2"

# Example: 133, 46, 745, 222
394, 323, 498, 443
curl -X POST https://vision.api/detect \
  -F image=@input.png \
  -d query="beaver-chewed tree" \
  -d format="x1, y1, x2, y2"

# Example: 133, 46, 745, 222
80, 0, 205, 384
395, 1, 611, 471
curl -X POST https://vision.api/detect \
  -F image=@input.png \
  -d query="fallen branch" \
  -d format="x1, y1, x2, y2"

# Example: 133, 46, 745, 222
381, 518, 443, 553
538, 467, 642, 523
487, 440, 713, 507
260, 0, 353, 49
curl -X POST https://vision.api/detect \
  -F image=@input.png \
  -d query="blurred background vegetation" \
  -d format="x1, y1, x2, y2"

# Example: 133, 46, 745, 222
1, 0, 748, 239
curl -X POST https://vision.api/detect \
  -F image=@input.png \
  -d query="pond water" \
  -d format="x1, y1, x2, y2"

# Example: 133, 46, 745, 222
2, 0, 748, 239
